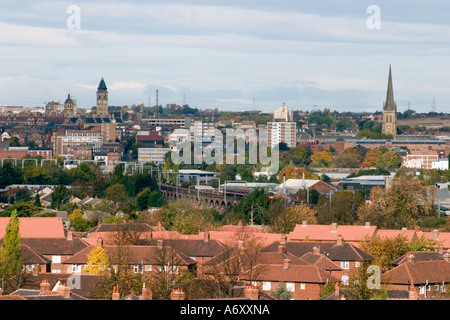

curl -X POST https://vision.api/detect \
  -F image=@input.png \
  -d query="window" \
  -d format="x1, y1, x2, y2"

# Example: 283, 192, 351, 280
72, 264, 82, 273
262, 282, 271, 291
340, 261, 349, 269
300, 283, 305, 290
355, 261, 360, 268
134, 265, 143, 273
286, 282, 295, 292
342, 276, 349, 286
52, 255, 61, 263
144, 265, 152, 272
419, 286, 425, 295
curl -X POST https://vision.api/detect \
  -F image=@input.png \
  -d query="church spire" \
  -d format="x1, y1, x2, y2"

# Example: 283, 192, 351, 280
383, 64, 396, 112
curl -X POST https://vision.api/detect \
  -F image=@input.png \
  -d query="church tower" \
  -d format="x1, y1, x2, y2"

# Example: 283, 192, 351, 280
382, 65, 397, 139
63, 93, 75, 118
96, 78, 108, 117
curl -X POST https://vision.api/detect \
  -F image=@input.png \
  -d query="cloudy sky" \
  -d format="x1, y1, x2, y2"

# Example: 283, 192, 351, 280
1, 0, 450, 113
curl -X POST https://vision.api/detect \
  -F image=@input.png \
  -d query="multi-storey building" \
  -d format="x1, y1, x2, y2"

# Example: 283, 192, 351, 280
267, 121, 296, 149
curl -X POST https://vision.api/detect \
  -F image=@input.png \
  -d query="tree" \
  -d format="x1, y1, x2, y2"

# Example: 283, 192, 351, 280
344, 261, 387, 300
148, 190, 166, 208
359, 234, 438, 272
104, 183, 128, 207
33, 193, 41, 207
332, 148, 365, 168
358, 177, 436, 229
51, 185, 71, 210
84, 247, 110, 274
136, 188, 151, 211
277, 166, 318, 182
0, 162, 23, 188
310, 150, 333, 168
361, 147, 402, 170
271, 204, 317, 234
271, 282, 293, 300
203, 234, 265, 298
0, 210, 23, 292
0, 202, 42, 217
317, 191, 364, 225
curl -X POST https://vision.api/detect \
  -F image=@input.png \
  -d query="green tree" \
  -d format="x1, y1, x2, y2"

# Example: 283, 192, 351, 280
104, 183, 128, 207
317, 191, 364, 225
0, 202, 42, 217
51, 185, 71, 210
136, 188, 151, 211
34, 193, 41, 207
271, 282, 293, 300
148, 190, 166, 208
0, 210, 23, 292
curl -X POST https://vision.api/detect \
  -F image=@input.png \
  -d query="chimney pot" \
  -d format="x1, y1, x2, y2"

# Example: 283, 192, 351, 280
409, 282, 418, 300
283, 258, 291, 269
244, 285, 259, 300
170, 288, 185, 300
67, 229, 73, 241
302, 221, 307, 227
40, 279, 51, 294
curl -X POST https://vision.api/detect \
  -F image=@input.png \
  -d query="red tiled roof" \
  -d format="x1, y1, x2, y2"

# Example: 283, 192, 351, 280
287, 223, 377, 242
0, 217, 65, 239
382, 260, 450, 285
375, 229, 417, 241
241, 264, 338, 284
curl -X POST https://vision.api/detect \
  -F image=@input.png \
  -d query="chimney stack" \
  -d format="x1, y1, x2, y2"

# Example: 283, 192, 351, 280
112, 285, 120, 300
444, 251, 450, 263
203, 231, 210, 243
407, 253, 415, 265
278, 242, 286, 254
244, 285, 259, 300
438, 244, 444, 255
336, 234, 343, 245
313, 246, 320, 255
32, 265, 40, 276
302, 221, 307, 227
432, 229, 439, 240
157, 239, 164, 249
157, 221, 162, 231
67, 228, 73, 241
96, 236, 103, 248
40, 280, 51, 294
365, 222, 370, 228
331, 223, 338, 232
409, 282, 418, 300
283, 258, 291, 269
57, 283, 71, 298
170, 288, 186, 300
139, 284, 153, 300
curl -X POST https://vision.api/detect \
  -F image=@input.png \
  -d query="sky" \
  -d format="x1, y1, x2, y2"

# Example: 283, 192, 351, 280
0, 0, 450, 113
